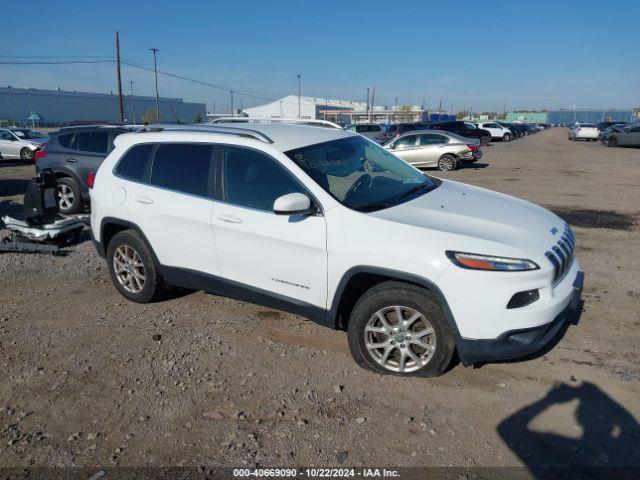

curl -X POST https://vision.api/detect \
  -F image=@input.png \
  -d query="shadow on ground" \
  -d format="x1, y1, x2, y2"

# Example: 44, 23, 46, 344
0, 178, 30, 197
498, 382, 640, 476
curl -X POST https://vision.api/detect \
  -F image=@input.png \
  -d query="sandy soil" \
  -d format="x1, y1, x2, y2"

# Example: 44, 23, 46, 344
0, 128, 638, 474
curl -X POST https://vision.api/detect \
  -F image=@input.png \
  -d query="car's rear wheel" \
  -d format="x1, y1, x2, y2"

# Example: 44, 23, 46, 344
607, 137, 618, 147
347, 281, 455, 377
56, 177, 82, 214
503, 133, 511, 142
106, 230, 166, 303
20, 148, 34, 162
480, 136, 490, 146
437, 154, 457, 172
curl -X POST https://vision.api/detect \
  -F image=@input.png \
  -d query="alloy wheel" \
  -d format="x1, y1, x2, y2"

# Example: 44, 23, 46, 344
113, 245, 146, 293
439, 157, 454, 171
21, 149, 34, 161
364, 305, 436, 373
57, 184, 75, 211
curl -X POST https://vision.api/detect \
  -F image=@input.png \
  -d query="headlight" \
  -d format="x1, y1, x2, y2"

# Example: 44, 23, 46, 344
446, 251, 539, 271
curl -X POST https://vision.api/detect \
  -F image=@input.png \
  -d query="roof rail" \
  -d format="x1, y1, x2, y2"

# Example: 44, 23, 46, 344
210, 117, 343, 129
136, 123, 273, 143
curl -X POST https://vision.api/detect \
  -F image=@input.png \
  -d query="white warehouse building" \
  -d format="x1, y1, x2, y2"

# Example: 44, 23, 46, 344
241, 95, 367, 120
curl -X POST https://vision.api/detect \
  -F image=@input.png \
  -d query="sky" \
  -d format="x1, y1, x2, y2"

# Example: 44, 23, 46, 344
1, 0, 639, 113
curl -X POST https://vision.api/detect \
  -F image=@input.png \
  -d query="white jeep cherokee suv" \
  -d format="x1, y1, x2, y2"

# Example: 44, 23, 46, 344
90, 120, 583, 377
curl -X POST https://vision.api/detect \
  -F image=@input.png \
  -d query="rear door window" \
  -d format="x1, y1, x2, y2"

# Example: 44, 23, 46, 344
419, 134, 447, 145
115, 144, 154, 182
151, 143, 213, 197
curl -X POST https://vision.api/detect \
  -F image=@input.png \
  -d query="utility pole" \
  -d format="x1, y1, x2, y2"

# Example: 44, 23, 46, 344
370, 87, 376, 123
438, 99, 442, 114
7, 85, 16, 125
129, 81, 135, 124
150, 48, 160, 122
450, 104, 453, 116
297, 74, 301, 118
366, 87, 370, 122
115, 32, 125, 123
230, 90, 234, 114
212, 100, 216, 115
394, 97, 398, 110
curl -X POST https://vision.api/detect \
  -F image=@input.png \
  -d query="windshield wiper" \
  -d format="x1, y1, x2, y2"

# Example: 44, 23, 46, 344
396, 182, 433, 201
353, 202, 392, 212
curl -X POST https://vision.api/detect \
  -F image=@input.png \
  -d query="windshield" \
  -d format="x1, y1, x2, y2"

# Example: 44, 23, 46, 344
285, 136, 438, 212
14, 129, 47, 139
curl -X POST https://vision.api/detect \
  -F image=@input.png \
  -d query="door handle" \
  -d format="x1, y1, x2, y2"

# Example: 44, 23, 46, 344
135, 196, 154, 205
66, 157, 77, 163
217, 214, 242, 224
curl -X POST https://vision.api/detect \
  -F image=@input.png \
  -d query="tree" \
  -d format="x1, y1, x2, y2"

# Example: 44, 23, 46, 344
140, 108, 162, 124
193, 113, 203, 124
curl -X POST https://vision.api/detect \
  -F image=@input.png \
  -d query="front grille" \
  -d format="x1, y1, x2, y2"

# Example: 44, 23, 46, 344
545, 224, 575, 284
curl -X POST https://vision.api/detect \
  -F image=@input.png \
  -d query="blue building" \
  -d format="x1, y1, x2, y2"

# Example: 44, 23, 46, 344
548, 110, 634, 125
0, 86, 206, 126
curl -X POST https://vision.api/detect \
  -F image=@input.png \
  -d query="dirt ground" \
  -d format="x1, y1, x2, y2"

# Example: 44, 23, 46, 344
0, 128, 639, 475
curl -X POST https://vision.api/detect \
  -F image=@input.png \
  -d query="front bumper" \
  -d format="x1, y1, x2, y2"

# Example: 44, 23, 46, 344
456, 271, 584, 366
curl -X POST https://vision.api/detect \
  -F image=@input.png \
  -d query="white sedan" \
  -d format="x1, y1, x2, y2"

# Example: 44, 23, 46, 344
568, 123, 599, 141
0, 128, 49, 161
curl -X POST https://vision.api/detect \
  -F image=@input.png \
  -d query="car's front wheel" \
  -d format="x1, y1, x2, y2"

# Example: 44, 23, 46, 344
20, 147, 35, 162
106, 230, 166, 303
437, 154, 457, 171
347, 282, 455, 377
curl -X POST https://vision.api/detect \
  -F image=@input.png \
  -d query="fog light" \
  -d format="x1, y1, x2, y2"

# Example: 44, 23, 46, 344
507, 289, 539, 309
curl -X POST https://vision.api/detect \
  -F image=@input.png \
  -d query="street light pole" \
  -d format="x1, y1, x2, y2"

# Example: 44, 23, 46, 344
230, 90, 234, 114
150, 48, 160, 122
297, 74, 301, 119
129, 81, 136, 124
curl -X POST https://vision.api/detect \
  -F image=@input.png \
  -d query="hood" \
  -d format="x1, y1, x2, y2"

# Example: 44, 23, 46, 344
369, 180, 564, 253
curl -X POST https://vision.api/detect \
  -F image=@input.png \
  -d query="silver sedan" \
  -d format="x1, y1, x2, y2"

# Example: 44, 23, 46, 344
383, 130, 482, 171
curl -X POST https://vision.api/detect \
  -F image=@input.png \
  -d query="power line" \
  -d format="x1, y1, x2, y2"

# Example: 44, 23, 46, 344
1, 55, 303, 106
0, 60, 115, 65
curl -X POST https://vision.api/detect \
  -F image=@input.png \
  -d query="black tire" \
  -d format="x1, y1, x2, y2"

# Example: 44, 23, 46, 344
502, 133, 511, 142
347, 281, 455, 377
607, 136, 618, 147
106, 230, 166, 303
20, 147, 35, 162
437, 154, 457, 172
480, 136, 490, 146
55, 177, 83, 214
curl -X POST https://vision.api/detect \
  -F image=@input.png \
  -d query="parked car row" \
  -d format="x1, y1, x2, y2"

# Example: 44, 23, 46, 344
599, 123, 640, 147
566, 122, 640, 147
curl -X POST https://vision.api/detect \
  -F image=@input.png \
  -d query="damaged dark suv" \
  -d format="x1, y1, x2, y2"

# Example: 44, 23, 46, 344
35, 125, 132, 214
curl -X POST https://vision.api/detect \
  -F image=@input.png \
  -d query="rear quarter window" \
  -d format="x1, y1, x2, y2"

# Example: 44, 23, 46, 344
114, 144, 154, 181
57, 134, 75, 149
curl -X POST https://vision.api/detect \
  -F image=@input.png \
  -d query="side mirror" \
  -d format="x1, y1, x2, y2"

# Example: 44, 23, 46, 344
389, 143, 396, 149
273, 192, 315, 216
